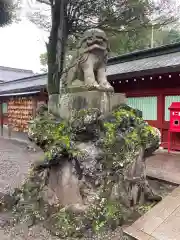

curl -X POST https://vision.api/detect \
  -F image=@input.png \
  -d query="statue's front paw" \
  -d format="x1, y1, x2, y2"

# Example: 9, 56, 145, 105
86, 83, 100, 91
106, 85, 114, 92
100, 82, 114, 92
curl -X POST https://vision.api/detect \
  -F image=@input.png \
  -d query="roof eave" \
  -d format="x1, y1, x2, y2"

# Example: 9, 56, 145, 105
108, 65, 180, 81
108, 42, 180, 65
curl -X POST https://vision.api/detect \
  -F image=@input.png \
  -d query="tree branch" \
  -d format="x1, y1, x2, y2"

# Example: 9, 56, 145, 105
37, 0, 50, 5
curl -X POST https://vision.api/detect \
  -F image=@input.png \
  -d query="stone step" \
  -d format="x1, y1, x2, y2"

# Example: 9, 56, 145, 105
124, 186, 180, 240
146, 152, 180, 185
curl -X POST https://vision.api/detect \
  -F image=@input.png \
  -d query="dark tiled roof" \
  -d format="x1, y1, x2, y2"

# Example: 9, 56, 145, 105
107, 42, 180, 76
0, 66, 33, 73
0, 74, 47, 94
107, 51, 180, 76
0, 66, 34, 82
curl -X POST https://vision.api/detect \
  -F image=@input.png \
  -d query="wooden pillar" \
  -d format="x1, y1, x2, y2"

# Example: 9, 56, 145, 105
32, 97, 37, 118
8, 124, 12, 138
157, 94, 164, 144
7, 100, 12, 137
0, 102, 3, 136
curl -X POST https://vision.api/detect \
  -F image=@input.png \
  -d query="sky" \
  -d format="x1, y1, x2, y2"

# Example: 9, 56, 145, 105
0, 1, 49, 73
0, 0, 179, 73
0, 19, 48, 73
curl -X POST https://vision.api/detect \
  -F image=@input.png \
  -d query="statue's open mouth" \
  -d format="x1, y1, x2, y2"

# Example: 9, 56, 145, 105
84, 43, 106, 53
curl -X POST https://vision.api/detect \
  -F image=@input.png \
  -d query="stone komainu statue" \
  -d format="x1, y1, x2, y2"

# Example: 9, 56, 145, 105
60, 28, 114, 93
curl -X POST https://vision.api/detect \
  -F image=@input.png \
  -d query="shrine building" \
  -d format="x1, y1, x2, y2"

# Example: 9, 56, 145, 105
1, 42, 180, 149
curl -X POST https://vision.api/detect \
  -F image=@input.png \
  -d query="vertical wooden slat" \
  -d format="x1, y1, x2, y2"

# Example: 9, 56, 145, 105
165, 95, 180, 121
127, 96, 157, 120
157, 94, 164, 144
2, 102, 7, 114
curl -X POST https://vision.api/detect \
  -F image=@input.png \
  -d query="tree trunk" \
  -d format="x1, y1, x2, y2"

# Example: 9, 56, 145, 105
47, 0, 68, 115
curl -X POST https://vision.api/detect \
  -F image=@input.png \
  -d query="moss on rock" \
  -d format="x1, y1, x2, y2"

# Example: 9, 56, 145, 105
11, 103, 161, 238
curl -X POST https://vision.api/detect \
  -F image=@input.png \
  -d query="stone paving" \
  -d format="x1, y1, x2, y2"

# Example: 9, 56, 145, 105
124, 150, 180, 240
146, 150, 180, 184
0, 125, 30, 145
124, 186, 180, 240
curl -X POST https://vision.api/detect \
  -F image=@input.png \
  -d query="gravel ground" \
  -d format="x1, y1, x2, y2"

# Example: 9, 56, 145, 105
1, 224, 59, 240
0, 139, 43, 195
1, 224, 127, 240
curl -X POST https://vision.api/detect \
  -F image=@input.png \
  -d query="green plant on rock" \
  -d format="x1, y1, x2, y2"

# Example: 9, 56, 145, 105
12, 171, 48, 226
29, 111, 77, 161
138, 202, 156, 215
49, 193, 124, 238
103, 122, 116, 146
104, 105, 158, 150
102, 105, 159, 172
88, 198, 123, 233
54, 208, 83, 238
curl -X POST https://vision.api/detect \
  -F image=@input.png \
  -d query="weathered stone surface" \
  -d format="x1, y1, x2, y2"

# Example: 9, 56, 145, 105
59, 91, 126, 120
60, 29, 113, 93
44, 162, 84, 207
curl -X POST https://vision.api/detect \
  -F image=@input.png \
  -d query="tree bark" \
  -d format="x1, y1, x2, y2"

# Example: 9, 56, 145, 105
47, 0, 68, 116
47, 0, 68, 95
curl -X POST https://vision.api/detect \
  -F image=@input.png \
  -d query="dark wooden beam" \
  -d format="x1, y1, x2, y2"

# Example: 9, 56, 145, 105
0, 102, 3, 136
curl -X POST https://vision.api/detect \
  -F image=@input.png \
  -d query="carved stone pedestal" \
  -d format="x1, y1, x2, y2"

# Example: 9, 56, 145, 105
58, 89, 126, 120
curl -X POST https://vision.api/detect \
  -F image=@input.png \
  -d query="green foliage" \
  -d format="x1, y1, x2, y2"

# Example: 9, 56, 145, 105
54, 209, 82, 238
29, 110, 85, 162
103, 122, 116, 145
152, 28, 180, 47
0, 0, 16, 27
138, 202, 156, 215
87, 198, 123, 233
12, 171, 48, 226
39, 52, 48, 72
109, 28, 151, 55
52, 196, 123, 238
103, 106, 156, 149
29, 111, 72, 152
103, 105, 158, 169
29, 104, 158, 170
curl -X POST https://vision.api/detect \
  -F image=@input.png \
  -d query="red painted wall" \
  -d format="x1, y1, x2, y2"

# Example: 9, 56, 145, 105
112, 72, 180, 150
